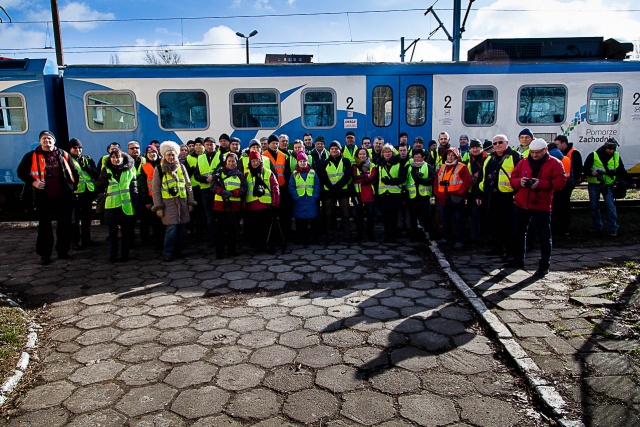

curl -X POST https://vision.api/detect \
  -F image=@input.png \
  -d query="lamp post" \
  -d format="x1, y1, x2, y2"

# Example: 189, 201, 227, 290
235, 30, 258, 64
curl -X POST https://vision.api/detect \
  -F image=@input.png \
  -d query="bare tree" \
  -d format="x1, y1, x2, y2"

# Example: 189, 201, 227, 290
365, 53, 376, 63
109, 54, 121, 64
143, 48, 182, 65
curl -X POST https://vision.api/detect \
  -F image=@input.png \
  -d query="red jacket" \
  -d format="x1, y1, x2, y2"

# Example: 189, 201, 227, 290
433, 162, 472, 206
510, 154, 567, 212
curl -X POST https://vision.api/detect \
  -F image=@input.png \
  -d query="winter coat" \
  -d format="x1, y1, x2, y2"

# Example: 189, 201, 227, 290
375, 155, 408, 211
434, 162, 472, 207
510, 154, 567, 212
151, 162, 195, 225
352, 163, 378, 204
289, 168, 321, 219
212, 166, 248, 212
96, 153, 139, 223
244, 166, 281, 211
319, 155, 353, 199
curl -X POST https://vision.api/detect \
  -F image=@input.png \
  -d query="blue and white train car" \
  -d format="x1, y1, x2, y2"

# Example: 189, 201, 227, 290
62, 61, 640, 173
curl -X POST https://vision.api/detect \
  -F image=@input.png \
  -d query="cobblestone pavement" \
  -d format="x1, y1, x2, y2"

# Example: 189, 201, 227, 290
445, 243, 640, 427
0, 226, 547, 426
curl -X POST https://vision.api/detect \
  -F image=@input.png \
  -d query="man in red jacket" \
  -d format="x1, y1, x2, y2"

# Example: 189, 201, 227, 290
507, 139, 567, 277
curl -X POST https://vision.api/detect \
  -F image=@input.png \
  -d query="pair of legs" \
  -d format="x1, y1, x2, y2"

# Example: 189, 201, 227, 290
35, 195, 73, 261
512, 207, 552, 273
323, 197, 350, 243
71, 191, 94, 247
105, 209, 134, 262
588, 183, 618, 234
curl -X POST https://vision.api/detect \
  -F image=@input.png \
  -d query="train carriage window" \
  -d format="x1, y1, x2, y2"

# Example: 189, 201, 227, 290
231, 89, 280, 129
0, 94, 27, 133
518, 85, 566, 125
406, 85, 426, 127
463, 86, 496, 126
85, 91, 137, 131
301, 89, 336, 129
587, 85, 621, 124
372, 86, 393, 127
158, 90, 209, 130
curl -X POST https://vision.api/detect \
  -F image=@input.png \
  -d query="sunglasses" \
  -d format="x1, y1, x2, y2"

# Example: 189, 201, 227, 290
492, 141, 506, 146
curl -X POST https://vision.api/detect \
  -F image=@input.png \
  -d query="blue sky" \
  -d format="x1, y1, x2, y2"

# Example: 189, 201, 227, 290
1, 0, 638, 65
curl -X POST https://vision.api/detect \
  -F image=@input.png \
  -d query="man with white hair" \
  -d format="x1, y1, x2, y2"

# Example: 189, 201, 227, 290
507, 138, 566, 276
477, 134, 523, 259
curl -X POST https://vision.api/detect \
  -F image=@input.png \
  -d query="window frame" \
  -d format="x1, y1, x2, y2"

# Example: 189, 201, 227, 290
300, 87, 337, 130
84, 90, 138, 132
372, 85, 393, 128
405, 84, 427, 127
229, 88, 281, 130
157, 89, 210, 131
517, 84, 567, 126
586, 84, 622, 125
462, 85, 497, 127
0, 92, 28, 134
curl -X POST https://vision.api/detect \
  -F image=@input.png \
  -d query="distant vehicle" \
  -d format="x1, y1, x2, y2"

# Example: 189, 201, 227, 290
2, 56, 640, 212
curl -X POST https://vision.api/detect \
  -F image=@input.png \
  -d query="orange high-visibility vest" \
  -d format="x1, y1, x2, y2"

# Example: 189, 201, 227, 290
437, 163, 465, 194
141, 162, 155, 196
263, 150, 286, 186
30, 150, 75, 184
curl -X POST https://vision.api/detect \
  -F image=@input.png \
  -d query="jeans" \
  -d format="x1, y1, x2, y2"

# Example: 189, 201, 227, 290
588, 183, 618, 233
439, 203, 465, 244
163, 224, 184, 258
514, 208, 552, 270
201, 190, 216, 243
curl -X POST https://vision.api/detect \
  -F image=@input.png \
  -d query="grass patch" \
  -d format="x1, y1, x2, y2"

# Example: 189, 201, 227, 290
0, 302, 28, 385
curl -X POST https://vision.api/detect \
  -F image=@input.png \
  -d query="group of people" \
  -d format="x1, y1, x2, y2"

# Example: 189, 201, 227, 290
18, 128, 635, 276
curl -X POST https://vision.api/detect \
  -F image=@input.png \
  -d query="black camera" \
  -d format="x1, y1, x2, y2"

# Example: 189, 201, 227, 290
487, 173, 497, 183
440, 180, 449, 186
212, 168, 223, 184
596, 170, 605, 182
168, 186, 179, 197
253, 184, 266, 198
523, 178, 535, 188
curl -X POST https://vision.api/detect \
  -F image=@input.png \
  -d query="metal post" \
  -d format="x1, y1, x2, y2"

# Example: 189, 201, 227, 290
400, 37, 405, 62
452, 0, 462, 61
50, 0, 64, 66
245, 38, 250, 64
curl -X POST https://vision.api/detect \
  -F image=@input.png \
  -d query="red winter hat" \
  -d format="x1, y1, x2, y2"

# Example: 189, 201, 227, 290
249, 151, 261, 161
296, 151, 308, 162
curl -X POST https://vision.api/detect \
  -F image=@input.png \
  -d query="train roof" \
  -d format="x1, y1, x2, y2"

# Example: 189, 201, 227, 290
0, 58, 56, 78
61, 59, 640, 79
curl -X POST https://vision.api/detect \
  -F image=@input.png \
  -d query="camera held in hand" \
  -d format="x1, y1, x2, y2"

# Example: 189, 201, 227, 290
253, 184, 266, 198
523, 178, 535, 189
440, 180, 449, 187
596, 170, 605, 182
168, 186, 179, 197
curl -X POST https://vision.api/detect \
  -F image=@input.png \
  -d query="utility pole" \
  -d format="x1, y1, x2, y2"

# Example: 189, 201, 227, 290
452, 0, 462, 61
50, 0, 64, 66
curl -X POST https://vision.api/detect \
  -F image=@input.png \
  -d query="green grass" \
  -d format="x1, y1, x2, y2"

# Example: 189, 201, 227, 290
0, 304, 28, 385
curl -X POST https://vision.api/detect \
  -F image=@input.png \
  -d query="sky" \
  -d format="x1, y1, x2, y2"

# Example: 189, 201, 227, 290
0, 0, 638, 65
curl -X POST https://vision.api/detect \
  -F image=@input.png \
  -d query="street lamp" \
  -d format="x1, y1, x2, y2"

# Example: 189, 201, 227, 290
235, 30, 258, 64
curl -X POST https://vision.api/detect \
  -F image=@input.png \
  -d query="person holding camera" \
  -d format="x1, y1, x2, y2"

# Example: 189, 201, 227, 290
352, 147, 378, 242
584, 137, 636, 237
319, 141, 354, 244
212, 153, 247, 259
376, 144, 408, 243
433, 147, 472, 249
508, 139, 566, 276
477, 134, 523, 259
69, 138, 99, 250
151, 141, 196, 262
289, 151, 321, 246
406, 149, 435, 242
245, 151, 280, 252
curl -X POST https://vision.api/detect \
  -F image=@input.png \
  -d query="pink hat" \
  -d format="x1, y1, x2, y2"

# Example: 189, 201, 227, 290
249, 151, 261, 161
296, 151, 308, 162
445, 147, 460, 161
145, 145, 158, 153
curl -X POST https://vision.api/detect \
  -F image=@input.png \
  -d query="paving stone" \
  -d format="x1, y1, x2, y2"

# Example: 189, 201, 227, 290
370, 368, 421, 394
453, 333, 494, 355
115, 327, 160, 345
226, 388, 281, 420
508, 323, 554, 338
398, 392, 459, 426
583, 352, 636, 375
191, 415, 242, 427
147, 305, 185, 317
586, 403, 640, 427
305, 315, 341, 332
518, 308, 557, 322
63, 383, 124, 414
6, 407, 70, 427
228, 316, 266, 332
458, 395, 521, 427
420, 370, 477, 397
163, 361, 218, 388
439, 349, 493, 375
41, 357, 82, 382
341, 390, 394, 425
469, 371, 520, 398
115, 383, 177, 417
266, 316, 303, 333
18, 381, 77, 410
279, 329, 320, 348
315, 364, 364, 393
208, 346, 252, 366
69, 359, 125, 385
290, 304, 325, 318
597, 339, 640, 351
75, 327, 121, 346
216, 363, 265, 390
322, 329, 366, 348
72, 342, 122, 364
496, 300, 534, 310
409, 331, 451, 351
251, 418, 298, 427
364, 306, 398, 320
159, 343, 207, 363
130, 411, 186, 427
250, 345, 297, 368
119, 342, 165, 363
283, 389, 339, 424
197, 329, 239, 346
168, 385, 230, 419
154, 315, 190, 329
263, 365, 314, 392
585, 376, 640, 402
65, 409, 126, 427
368, 329, 409, 347
237, 330, 279, 348
390, 346, 439, 371
75, 313, 120, 329
296, 344, 342, 368
570, 296, 618, 307
50, 327, 82, 342
118, 360, 169, 386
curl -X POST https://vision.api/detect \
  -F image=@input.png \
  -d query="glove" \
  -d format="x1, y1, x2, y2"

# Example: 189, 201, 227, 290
156, 210, 164, 218
381, 177, 391, 184
221, 190, 232, 199
188, 205, 194, 213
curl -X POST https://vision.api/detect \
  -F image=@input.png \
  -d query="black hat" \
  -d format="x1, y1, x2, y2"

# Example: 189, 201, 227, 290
605, 137, 619, 147
483, 139, 493, 151
39, 130, 55, 141
248, 139, 260, 148
268, 134, 279, 143
414, 136, 424, 144
469, 138, 482, 148
345, 131, 355, 137
219, 133, 230, 141
329, 140, 342, 150
315, 135, 325, 143
399, 132, 408, 139
428, 139, 437, 148
69, 138, 82, 148
230, 137, 241, 143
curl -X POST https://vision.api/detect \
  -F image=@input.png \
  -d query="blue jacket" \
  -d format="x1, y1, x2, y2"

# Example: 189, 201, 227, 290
289, 169, 321, 219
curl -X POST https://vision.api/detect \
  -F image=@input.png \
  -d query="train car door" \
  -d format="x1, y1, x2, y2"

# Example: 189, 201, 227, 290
366, 75, 399, 143
399, 75, 432, 144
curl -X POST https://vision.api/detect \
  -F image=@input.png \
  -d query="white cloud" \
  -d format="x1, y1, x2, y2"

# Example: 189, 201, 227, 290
254, 0, 272, 11
0, 25, 46, 57
230, 0, 241, 8
287, 0, 296, 4
30, 2, 114, 32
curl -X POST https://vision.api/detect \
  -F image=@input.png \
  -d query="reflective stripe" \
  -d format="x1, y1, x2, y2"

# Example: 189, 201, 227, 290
161, 166, 188, 199
323, 161, 348, 190
437, 163, 465, 194
105, 168, 135, 215
245, 169, 273, 204
378, 163, 401, 195
406, 164, 432, 198
294, 170, 315, 197
586, 152, 619, 185
214, 174, 242, 202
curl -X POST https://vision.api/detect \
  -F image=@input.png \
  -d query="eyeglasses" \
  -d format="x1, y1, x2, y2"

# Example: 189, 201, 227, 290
129, 147, 140, 150
529, 149, 544, 155
492, 141, 506, 146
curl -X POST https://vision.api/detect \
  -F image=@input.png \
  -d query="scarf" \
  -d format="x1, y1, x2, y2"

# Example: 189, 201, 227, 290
296, 164, 311, 174
161, 157, 180, 184
527, 153, 549, 178
411, 160, 424, 168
